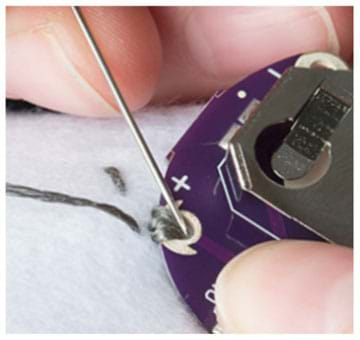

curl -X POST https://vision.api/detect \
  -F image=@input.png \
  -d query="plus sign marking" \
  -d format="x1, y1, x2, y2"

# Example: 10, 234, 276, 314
171, 175, 191, 192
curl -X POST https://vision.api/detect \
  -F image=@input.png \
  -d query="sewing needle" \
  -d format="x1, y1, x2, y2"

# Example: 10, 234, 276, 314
71, 6, 188, 236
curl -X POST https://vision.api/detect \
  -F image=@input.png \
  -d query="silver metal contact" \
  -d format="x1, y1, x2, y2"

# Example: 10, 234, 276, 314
149, 202, 202, 255
295, 52, 349, 70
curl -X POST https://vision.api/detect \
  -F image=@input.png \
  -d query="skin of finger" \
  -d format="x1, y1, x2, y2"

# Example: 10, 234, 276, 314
6, 6, 162, 116
215, 240, 353, 333
150, 6, 353, 103
326, 6, 353, 62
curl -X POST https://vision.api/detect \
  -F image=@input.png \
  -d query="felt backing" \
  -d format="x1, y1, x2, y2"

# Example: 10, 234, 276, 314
6, 104, 205, 333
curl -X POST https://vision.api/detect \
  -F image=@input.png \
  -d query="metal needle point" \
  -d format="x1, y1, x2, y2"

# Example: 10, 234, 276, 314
71, 6, 188, 236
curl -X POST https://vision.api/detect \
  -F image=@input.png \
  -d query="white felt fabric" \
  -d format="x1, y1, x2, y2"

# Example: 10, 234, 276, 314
6, 104, 205, 333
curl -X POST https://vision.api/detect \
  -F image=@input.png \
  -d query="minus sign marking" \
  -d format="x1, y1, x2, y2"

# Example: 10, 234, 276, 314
267, 67, 282, 79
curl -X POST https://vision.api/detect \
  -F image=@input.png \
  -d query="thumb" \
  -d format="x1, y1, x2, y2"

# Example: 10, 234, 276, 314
6, 6, 161, 117
215, 240, 353, 333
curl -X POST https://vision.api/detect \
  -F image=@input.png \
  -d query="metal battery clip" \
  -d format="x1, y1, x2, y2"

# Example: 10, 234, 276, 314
228, 52, 353, 247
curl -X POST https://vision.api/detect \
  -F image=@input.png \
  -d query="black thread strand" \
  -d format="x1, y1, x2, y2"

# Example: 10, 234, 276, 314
6, 183, 140, 233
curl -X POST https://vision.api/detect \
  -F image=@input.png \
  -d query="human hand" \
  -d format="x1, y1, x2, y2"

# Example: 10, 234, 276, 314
7, 7, 354, 334
215, 240, 353, 333
7, 6, 353, 117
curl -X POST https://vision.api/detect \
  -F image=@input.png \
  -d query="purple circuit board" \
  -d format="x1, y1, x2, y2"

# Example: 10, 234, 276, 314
161, 55, 325, 332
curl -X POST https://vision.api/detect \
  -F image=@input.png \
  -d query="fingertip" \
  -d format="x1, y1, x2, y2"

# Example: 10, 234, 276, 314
76, 7, 162, 113
6, 7, 162, 116
215, 240, 353, 333
152, 6, 353, 102
185, 7, 341, 80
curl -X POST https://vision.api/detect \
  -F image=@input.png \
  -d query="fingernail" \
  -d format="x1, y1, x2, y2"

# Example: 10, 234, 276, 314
7, 26, 117, 116
185, 7, 340, 79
